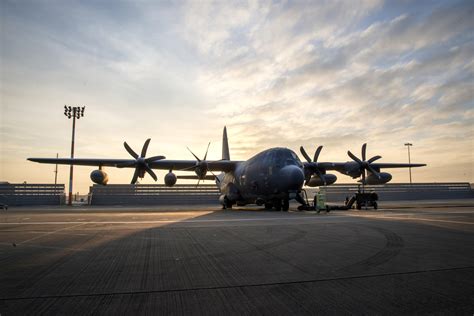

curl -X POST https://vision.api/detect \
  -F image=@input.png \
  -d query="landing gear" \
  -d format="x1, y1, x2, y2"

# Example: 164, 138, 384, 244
268, 199, 289, 212
222, 197, 232, 209
274, 199, 282, 211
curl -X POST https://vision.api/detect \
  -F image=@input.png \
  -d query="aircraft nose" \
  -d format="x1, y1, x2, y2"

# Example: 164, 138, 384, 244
278, 165, 305, 191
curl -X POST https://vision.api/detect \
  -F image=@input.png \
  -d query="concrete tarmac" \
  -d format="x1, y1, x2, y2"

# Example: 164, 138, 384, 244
0, 201, 473, 315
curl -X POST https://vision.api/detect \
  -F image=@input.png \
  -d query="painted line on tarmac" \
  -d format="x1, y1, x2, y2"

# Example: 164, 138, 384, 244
0, 242, 86, 252
17, 222, 87, 244
347, 214, 474, 225
1, 214, 471, 226
0, 216, 344, 225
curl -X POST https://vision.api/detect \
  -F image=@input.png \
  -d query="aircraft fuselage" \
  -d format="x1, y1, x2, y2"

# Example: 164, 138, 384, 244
219, 147, 305, 206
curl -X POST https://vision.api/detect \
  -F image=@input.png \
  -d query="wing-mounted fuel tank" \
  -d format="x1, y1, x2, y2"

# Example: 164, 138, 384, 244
90, 170, 108, 185
164, 171, 177, 187
306, 174, 337, 187
363, 172, 392, 185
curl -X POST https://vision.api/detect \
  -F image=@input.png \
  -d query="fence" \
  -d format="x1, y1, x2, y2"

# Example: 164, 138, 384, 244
305, 182, 474, 202
2, 182, 472, 207
90, 184, 220, 205
0, 183, 65, 206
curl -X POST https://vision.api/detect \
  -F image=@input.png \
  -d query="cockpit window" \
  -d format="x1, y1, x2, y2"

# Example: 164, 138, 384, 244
261, 149, 303, 169
275, 149, 302, 167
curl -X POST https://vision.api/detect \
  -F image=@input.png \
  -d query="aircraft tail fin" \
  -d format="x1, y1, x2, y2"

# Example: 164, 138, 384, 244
222, 126, 230, 160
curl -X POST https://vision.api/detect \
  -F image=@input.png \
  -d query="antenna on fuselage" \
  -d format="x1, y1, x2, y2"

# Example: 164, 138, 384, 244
222, 126, 230, 160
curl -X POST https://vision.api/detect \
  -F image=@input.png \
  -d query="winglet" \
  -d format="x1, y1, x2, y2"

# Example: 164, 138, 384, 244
222, 126, 230, 160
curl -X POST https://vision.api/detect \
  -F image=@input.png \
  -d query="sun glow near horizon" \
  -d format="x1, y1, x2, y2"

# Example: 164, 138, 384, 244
1, 0, 473, 193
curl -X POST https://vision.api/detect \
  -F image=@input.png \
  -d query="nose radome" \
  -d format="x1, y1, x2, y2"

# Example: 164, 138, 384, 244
279, 165, 305, 191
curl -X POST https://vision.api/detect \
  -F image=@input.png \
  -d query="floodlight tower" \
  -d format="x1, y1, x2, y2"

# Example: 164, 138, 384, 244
404, 142, 413, 184
64, 105, 85, 205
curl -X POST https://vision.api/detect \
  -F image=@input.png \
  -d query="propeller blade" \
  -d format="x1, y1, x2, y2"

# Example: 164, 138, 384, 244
131, 168, 140, 184
209, 170, 220, 183
124, 142, 138, 159
367, 155, 382, 164
366, 164, 381, 179
145, 155, 166, 163
141, 139, 151, 157
203, 142, 211, 161
300, 146, 312, 163
361, 143, 367, 161
144, 165, 158, 181
313, 146, 323, 163
348, 150, 363, 164
116, 161, 136, 168
187, 147, 201, 162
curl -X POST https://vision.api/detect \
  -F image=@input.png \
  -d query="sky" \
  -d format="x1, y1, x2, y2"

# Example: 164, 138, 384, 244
1, 0, 473, 194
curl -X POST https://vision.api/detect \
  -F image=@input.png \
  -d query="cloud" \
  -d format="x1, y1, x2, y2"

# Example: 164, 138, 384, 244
1, 0, 472, 192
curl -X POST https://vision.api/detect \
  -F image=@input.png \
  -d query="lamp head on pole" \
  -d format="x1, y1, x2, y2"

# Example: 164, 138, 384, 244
64, 105, 73, 119
63, 105, 86, 119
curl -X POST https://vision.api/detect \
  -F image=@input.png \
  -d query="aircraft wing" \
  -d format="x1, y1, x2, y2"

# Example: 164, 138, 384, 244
315, 162, 426, 170
28, 158, 137, 167
149, 159, 240, 172
369, 163, 426, 168
27, 158, 241, 173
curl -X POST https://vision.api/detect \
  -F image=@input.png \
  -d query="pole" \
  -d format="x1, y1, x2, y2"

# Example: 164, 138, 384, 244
54, 153, 58, 186
54, 153, 58, 196
68, 110, 76, 205
404, 143, 413, 184
64, 105, 85, 206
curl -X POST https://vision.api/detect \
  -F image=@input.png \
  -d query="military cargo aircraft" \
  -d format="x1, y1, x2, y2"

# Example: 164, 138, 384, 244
28, 127, 425, 210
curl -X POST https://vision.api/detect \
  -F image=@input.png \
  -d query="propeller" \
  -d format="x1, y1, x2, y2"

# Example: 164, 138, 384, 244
300, 145, 326, 185
347, 143, 382, 184
117, 138, 165, 184
183, 142, 219, 186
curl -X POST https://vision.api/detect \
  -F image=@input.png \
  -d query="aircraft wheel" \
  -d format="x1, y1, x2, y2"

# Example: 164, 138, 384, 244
224, 197, 232, 209
274, 200, 282, 212
282, 199, 289, 212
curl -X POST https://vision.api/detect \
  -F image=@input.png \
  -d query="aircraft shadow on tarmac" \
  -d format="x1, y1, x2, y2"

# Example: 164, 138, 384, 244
1, 208, 473, 314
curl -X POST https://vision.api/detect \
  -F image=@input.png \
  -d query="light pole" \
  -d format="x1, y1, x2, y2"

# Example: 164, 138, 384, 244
54, 153, 58, 186
404, 142, 413, 184
64, 105, 85, 205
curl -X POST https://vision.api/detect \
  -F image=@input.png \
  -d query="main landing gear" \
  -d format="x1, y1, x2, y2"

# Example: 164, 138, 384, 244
265, 199, 290, 212
222, 196, 233, 209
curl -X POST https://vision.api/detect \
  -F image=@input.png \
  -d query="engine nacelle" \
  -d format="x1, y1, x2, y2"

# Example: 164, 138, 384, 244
365, 172, 392, 185
307, 174, 337, 187
164, 172, 177, 187
90, 170, 108, 185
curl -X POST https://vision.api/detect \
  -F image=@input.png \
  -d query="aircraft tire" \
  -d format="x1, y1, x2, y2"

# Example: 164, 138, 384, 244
224, 197, 232, 209
274, 199, 282, 212
282, 199, 289, 212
